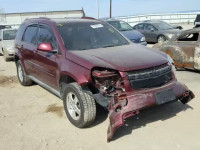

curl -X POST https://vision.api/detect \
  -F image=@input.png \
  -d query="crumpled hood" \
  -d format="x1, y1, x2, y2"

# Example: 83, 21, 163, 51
69, 44, 168, 72
121, 30, 144, 41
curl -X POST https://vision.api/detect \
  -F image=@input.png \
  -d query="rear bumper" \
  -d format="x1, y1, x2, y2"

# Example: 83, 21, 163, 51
107, 80, 195, 142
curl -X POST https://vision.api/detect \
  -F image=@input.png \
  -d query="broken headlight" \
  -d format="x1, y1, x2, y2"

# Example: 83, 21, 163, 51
92, 69, 125, 96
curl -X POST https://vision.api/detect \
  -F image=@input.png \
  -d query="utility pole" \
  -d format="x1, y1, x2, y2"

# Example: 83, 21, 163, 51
110, 0, 112, 18
96, 0, 99, 19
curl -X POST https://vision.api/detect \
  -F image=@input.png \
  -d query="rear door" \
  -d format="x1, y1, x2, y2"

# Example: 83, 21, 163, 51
20, 24, 38, 75
33, 23, 59, 90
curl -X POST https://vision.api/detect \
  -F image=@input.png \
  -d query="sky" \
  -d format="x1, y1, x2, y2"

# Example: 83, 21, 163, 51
0, 0, 200, 18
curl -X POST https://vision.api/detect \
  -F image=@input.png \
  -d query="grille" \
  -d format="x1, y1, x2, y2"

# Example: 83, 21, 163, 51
127, 63, 172, 90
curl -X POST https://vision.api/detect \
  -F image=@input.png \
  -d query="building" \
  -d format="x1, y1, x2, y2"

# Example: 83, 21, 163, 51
0, 9, 85, 27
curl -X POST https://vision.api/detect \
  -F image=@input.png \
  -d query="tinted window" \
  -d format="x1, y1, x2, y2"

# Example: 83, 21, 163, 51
3, 30, 17, 40
38, 25, 57, 49
107, 21, 133, 31
57, 22, 128, 51
154, 22, 173, 30
178, 33, 199, 41
23, 25, 38, 44
16, 24, 26, 41
145, 24, 156, 31
136, 24, 144, 30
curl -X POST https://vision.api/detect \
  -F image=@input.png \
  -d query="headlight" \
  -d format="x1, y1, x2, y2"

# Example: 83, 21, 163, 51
165, 33, 174, 39
140, 37, 146, 42
167, 54, 176, 77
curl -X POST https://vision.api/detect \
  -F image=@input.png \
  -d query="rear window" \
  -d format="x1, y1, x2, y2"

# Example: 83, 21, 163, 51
57, 22, 128, 51
3, 30, 17, 40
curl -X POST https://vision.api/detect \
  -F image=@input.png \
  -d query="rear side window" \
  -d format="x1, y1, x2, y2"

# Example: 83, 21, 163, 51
23, 25, 38, 45
38, 25, 57, 49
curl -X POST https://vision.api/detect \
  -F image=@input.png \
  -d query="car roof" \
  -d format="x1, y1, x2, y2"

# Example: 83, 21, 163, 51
24, 17, 101, 25
1, 28, 18, 31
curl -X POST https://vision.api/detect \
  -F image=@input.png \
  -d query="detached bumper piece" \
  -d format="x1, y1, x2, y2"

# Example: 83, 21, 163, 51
107, 90, 195, 142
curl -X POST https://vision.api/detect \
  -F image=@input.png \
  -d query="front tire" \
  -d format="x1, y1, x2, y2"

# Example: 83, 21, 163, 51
157, 35, 166, 43
16, 60, 33, 86
2, 50, 9, 62
62, 82, 96, 128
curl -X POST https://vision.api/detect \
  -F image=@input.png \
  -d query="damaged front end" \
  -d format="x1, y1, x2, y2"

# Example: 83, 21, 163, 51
91, 66, 195, 142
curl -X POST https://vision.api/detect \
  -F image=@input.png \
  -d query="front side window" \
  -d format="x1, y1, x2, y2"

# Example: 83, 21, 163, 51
23, 25, 38, 44
57, 22, 129, 51
136, 24, 144, 30
3, 30, 17, 40
38, 25, 57, 49
145, 24, 156, 31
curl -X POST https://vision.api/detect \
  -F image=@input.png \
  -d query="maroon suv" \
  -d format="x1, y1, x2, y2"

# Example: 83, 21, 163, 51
14, 17, 194, 142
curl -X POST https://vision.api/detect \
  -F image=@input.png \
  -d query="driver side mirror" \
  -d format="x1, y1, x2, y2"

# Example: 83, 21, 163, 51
37, 43, 54, 52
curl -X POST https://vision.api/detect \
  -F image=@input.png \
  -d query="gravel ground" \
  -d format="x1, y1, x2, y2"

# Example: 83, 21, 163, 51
0, 23, 199, 150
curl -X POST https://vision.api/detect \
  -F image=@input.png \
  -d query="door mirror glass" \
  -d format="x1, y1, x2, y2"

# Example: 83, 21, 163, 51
37, 43, 54, 52
151, 28, 155, 32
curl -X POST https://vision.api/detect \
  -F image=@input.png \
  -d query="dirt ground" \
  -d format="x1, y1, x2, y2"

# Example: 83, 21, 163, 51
0, 23, 200, 149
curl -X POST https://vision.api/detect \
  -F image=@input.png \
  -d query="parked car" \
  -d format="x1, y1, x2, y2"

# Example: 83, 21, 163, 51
194, 14, 200, 28
153, 28, 200, 70
0, 25, 11, 30
143, 20, 183, 30
0, 28, 18, 61
104, 19, 147, 46
133, 21, 181, 43
15, 17, 194, 142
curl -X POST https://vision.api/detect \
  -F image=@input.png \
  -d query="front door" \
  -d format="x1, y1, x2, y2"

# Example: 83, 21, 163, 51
33, 24, 59, 90
144, 24, 158, 42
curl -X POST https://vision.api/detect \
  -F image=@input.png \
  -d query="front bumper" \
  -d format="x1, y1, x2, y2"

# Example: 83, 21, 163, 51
4, 49, 15, 58
107, 80, 194, 142
139, 41, 147, 46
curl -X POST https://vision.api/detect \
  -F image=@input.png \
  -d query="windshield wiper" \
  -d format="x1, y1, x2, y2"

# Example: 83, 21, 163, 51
102, 44, 120, 48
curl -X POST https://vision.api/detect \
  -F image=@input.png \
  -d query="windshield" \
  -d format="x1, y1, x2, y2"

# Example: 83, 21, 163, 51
154, 22, 174, 30
107, 21, 133, 31
3, 30, 17, 40
57, 22, 129, 51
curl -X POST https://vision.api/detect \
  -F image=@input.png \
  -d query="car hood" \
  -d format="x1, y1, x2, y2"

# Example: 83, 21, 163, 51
120, 30, 144, 40
68, 44, 168, 72
3, 40, 15, 49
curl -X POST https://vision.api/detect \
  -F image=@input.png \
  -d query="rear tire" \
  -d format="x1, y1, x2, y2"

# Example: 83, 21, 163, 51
16, 60, 33, 86
62, 82, 96, 128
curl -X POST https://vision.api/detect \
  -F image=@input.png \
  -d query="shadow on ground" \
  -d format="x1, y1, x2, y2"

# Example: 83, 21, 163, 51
112, 101, 193, 141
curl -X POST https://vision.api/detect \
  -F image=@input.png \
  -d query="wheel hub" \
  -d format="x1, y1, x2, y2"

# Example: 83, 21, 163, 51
66, 92, 81, 120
